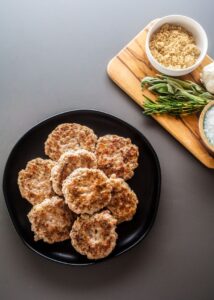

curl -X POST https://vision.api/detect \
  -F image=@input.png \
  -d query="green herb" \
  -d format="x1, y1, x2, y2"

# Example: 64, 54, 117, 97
141, 75, 213, 116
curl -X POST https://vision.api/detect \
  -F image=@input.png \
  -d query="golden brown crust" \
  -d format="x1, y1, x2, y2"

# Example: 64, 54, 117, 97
107, 175, 138, 223
70, 210, 117, 260
18, 158, 56, 205
62, 168, 112, 215
28, 196, 75, 244
96, 135, 139, 180
44, 123, 97, 161
51, 149, 97, 196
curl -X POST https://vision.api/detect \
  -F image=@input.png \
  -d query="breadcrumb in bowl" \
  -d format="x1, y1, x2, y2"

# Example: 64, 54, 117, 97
149, 23, 200, 69
146, 15, 208, 76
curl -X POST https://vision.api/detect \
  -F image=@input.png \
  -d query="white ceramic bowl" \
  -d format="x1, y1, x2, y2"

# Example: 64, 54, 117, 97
145, 15, 208, 76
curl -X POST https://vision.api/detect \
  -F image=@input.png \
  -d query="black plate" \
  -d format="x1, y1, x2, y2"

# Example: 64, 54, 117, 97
3, 110, 161, 265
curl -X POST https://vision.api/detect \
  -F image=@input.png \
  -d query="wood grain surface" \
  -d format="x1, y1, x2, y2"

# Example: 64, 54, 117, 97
107, 20, 214, 168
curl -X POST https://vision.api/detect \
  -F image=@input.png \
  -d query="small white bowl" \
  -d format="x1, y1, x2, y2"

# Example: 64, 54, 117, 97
145, 15, 208, 76
199, 101, 214, 156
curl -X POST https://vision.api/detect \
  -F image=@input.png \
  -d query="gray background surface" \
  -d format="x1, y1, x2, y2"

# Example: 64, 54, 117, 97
0, 0, 214, 299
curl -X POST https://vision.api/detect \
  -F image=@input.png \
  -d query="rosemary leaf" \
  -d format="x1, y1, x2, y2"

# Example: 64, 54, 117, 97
141, 75, 213, 116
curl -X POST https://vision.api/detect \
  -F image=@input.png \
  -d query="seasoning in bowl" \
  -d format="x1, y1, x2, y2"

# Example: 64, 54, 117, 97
203, 104, 214, 146
149, 23, 201, 69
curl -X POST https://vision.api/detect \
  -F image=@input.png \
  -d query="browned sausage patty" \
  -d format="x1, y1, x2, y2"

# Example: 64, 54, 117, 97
62, 168, 112, 214
28, 196, 75, 244
51, 149, 97, 196
96, 135, 139, 180
45, 123, 97, 161
107, 175, 138, 223
18, 158, 56, 205
70, 210, 117, 260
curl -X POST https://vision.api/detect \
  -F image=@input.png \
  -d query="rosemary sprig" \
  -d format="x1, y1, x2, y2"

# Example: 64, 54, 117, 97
141, 75, 213, 116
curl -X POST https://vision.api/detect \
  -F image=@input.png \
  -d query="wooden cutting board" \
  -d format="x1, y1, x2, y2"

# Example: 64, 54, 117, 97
107, 20, 214, 169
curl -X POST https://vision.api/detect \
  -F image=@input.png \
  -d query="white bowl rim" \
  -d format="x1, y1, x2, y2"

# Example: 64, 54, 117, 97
146, 15, 208, 72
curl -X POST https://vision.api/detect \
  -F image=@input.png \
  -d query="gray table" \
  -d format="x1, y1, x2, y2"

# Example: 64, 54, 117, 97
0, 1, 213, 299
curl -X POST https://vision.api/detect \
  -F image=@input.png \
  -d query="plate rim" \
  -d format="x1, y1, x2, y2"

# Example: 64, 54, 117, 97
2, 109, 161, 266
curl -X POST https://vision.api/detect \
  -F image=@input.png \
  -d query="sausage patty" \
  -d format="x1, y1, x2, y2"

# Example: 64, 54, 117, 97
45, 123, 97, 161
62, 168, 112, 214
96, 135, 139, 180
70, 210, 117, 260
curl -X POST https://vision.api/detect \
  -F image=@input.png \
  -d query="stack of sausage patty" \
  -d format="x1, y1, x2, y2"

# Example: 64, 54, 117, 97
18, 123, 139, 260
